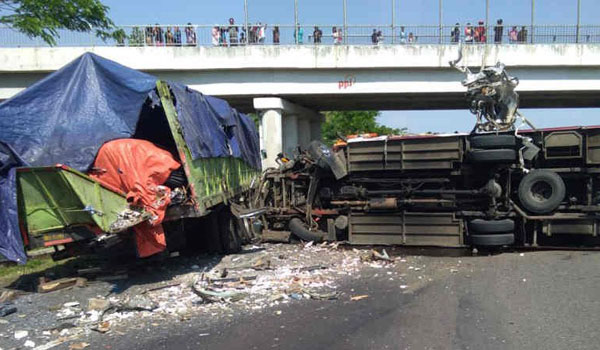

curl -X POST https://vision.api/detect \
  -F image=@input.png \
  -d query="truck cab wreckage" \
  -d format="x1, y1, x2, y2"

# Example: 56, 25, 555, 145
251, 54, 600, 248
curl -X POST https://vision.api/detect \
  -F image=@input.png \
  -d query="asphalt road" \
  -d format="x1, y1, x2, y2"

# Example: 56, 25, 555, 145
108, 250, 600, 350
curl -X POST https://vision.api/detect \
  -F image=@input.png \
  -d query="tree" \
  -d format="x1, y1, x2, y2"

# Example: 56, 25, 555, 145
321, 110, 406, 145
0, 0, 115, 46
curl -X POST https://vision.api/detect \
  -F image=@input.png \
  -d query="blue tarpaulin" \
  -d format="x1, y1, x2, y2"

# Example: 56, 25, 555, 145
0, 53, 260, 263
170, 84, 261, 169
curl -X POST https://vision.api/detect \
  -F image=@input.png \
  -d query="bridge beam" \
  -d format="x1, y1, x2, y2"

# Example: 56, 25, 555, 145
253, 97, 323, 169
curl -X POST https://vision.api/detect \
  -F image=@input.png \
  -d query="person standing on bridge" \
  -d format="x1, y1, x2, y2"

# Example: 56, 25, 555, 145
165, 27, 174, 46
399, 26, 407, 44
494, 19, 503, 43
258, 23, 267, 44
212, 26, 220, 46
273, 26, 280, 44
294, 24, 304, 44
174, 26, 182, 46
371, 29, 378, 45
229, 18, 238, 46
509, 26, 518, 43
145, 26, 154, 46
313, 26, 323, 44
451, 23, 460, 43
474, 20, 486, 43
464, 23, 474, 43
185, 23, 196, 46
154, 25, 164, 46
517, 26, 527, 43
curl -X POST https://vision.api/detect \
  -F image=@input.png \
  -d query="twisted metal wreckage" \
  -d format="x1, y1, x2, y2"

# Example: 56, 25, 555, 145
248, 50, 600, 248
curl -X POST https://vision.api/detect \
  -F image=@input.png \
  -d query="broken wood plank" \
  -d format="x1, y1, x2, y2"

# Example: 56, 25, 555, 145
37, 278, 87, 293
261, 230, 291, 243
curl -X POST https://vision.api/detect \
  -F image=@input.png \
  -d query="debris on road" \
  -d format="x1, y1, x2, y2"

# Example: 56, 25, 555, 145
37, 277, 87, 293
0, 302, 17, 317
0, 290, 17, 303
92, 321, 111, 333
14, 330, 29, 339
0, 242, 433, 349
87, 298, 110, 312
362, 249, 395, 263
121, 295, 157, 312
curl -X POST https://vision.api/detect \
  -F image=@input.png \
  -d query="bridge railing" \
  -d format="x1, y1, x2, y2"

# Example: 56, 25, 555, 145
1, 24, 599, 48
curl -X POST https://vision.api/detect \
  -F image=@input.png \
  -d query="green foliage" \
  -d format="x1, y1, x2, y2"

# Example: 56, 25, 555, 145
248, 113, 260, 131
321, 111, 406, 145
0, 0, 115, 46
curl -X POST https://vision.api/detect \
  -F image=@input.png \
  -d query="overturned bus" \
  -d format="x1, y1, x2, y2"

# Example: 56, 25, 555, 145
252, 58, 600, 249
0, 53, 260, 263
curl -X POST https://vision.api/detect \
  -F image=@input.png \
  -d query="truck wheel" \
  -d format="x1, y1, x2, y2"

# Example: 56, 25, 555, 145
469, 149, 517, 163
289, 218, 326, 242
218, 208, 242, 254
469, 219, 514, 234
471, 135, 516, 149
518, 170, 565, 214
470, 233, 515, 246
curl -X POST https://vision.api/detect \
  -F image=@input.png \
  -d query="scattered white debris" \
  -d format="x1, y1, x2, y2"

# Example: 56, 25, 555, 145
14, 330, 28, 339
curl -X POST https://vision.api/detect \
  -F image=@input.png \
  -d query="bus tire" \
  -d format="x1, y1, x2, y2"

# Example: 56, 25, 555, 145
470, 233, 515, 246
518, 170, 565, 214
469, 219, 514, 234
289, 218, 326, 242
469, 149, 517, 163
471, 135, 516, 149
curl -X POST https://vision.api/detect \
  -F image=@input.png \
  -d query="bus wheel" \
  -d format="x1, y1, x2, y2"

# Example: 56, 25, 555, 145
469, 219, 514, 234
518, 170, 565, 214
470, 233, 515, 246
469, 149, 517, 163
470, 135, 516, 149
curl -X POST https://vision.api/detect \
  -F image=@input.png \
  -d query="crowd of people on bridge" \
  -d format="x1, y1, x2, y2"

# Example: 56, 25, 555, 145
119, 18, 535, 47
125, 24, 197, 46
450, 19, 529, 44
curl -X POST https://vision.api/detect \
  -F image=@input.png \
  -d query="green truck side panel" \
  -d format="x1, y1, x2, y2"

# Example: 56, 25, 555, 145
17, 167, 130, 237
156, 81, 258, 215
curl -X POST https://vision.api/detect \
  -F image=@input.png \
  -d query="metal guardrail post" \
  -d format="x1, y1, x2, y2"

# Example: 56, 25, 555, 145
485, 0, 489, 44
294, 0, 298, 44
576, 0, 581, 43
438, 0, 443, 44
391, 0, 395, 44
343, 0, 348, 44
245, 0, 249, 46
530, 0, 535, 44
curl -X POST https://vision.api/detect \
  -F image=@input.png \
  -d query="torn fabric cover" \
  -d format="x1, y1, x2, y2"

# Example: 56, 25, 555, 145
90, 139, 180, 258
0, 53, 157, 263
169, 83, 261, 169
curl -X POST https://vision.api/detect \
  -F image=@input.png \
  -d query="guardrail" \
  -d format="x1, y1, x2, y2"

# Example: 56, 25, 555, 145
1, 24, 600, 47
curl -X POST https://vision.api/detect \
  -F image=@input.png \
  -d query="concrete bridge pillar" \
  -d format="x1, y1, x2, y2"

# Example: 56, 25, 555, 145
253, 97, 324, 169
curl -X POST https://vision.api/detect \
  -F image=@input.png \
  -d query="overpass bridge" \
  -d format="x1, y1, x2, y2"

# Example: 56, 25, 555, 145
1, 44, 600, 167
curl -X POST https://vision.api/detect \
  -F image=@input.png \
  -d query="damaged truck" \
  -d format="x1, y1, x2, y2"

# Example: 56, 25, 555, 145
251, 55, 600, 249
0, 53, 260, 263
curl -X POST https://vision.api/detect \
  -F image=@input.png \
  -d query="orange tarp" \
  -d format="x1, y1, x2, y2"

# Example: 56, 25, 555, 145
90, 139, 181, 257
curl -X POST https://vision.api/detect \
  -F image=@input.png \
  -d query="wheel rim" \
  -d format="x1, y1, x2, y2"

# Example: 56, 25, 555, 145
530, 180, 553, 203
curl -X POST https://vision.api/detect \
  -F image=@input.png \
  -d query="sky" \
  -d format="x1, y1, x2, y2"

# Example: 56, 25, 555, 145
101, 0, 600, 133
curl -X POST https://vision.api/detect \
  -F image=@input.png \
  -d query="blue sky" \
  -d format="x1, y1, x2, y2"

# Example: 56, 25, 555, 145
102, 0, 599, 133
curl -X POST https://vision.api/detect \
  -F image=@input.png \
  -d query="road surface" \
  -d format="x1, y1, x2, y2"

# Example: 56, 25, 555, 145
107, 250, 600, 350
